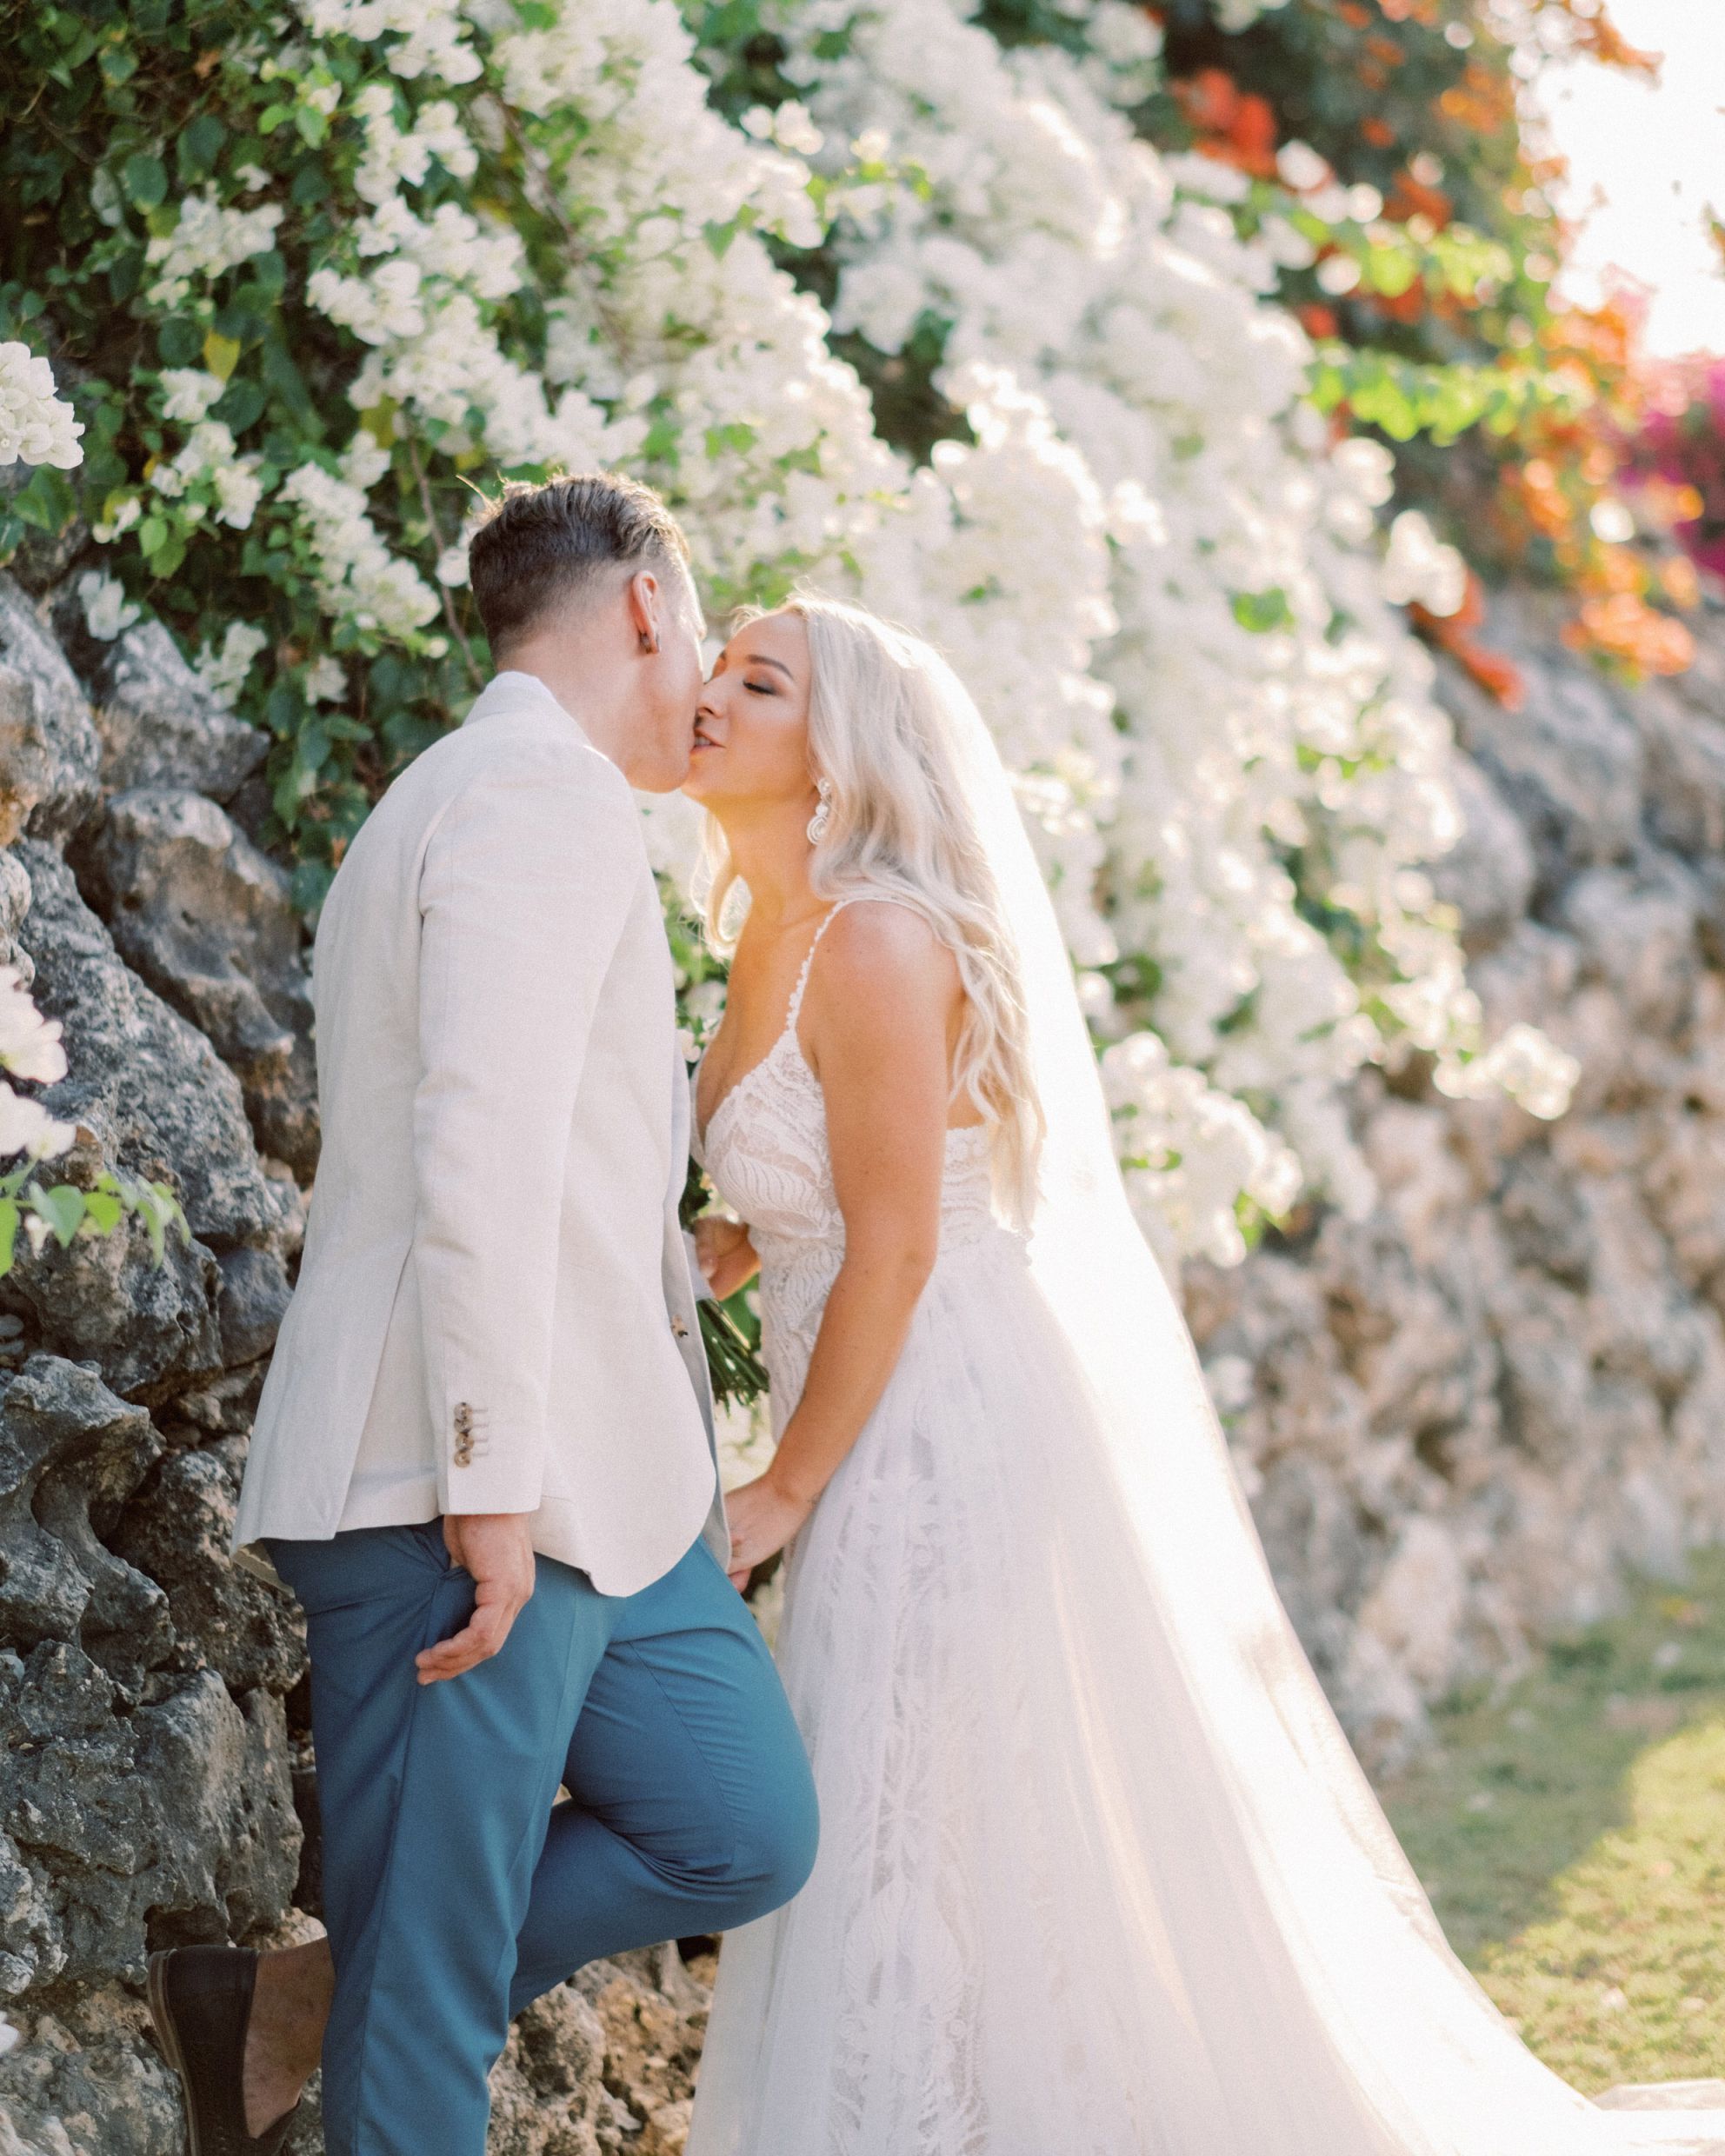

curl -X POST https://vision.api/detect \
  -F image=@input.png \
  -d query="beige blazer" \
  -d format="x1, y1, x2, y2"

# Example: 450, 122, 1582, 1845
233, 671, 726, 1596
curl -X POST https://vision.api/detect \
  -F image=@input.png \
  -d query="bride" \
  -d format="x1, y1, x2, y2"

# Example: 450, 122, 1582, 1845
678, 592, 1725, 2156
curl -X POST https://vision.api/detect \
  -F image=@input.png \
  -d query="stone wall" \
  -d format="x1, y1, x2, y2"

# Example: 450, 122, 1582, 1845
0, 568, 711, 2154
0, 565, 1721, 2147
1193, 586, 1725, 1768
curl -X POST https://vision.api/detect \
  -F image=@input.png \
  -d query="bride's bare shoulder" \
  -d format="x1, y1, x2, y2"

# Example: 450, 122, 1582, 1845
807, 896, 958, 1016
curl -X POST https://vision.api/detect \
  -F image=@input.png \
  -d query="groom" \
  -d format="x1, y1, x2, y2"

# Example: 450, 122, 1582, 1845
150, 474, 817, 2155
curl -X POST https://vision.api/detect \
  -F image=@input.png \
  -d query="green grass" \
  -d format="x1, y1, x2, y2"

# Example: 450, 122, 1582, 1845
1378, 1547, 1725, 2093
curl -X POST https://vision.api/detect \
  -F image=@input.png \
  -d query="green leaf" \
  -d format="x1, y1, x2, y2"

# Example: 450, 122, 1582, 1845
10, 466, 77, 535
130, 1180, 186, 1265
98, 44, 138, 85
213, 377, 266, 432
260, 330, 316, 428
157, 316, 203, 367
146, 532, 187, 578
121, 152, 168, 209
291, 858, 335, 915
705, 420, 758, 458
30, 1183, 85, 1247
0, 1199, 18, 1278
179, 113, 227, 181
83, 1188, 123, 1234
1230, 587, 1294, 635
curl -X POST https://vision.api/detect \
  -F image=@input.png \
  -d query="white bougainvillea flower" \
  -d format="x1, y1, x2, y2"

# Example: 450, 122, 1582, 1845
143, 191, 283, 307
76, 570, 141, 643
0, 343, 83, 469
304, 655, 347, 702
239, 0, 1573, 1260
0, 968, 67, 1088
1382, 509, 1468, 616
195, 622, 270, 708
157, 369, 226, 423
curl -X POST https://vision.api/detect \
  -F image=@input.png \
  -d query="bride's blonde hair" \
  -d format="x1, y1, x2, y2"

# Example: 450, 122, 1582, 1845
699, 593, 1044, 1228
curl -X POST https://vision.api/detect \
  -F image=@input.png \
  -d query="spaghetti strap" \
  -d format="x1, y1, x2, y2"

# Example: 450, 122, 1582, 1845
785, 897, 860, 1034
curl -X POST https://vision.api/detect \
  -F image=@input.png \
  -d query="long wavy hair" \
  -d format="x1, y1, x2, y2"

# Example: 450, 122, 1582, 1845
698, 593, 1045, 1227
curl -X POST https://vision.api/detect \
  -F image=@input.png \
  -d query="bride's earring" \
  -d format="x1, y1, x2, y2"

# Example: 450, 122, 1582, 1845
806, 777, 833, 846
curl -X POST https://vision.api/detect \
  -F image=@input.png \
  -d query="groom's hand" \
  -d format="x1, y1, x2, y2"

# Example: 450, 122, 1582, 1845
415, 1513, 537, 1685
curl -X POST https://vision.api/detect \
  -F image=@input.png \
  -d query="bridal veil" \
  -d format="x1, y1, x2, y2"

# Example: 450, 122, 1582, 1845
923, 646, 1725, 2156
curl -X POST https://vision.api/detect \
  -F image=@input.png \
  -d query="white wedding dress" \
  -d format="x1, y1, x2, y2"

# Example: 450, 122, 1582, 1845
684, 882, 1725, 2149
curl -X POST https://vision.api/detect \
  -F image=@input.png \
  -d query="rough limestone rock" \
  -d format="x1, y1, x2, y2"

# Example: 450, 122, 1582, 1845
5, 578, 1725, 2146
85, 622, 269, 805
3, 840, 298, 1402
0, 1354, 298, 2021
0, 582, 100, 849
1189, 587, 1725, 1767
0, 582, 723, 2153
82, 789, 317, 1178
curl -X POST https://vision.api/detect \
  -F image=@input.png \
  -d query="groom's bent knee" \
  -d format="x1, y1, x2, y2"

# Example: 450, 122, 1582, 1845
722, 1751, 820, 1925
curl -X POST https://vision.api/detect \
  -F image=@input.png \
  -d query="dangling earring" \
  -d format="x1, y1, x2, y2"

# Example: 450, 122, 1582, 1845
806, 777, 834, 846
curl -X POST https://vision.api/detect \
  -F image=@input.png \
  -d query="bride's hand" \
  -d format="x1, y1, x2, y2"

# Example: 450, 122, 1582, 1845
724, 1473, 816, 1590
695, 1213, 758, 1300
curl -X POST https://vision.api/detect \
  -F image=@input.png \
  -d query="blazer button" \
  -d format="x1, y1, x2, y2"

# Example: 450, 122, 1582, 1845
670, 1314, 689, 1339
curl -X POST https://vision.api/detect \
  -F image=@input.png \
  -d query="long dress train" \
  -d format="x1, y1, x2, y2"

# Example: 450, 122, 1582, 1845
685, 895, 1725, 2156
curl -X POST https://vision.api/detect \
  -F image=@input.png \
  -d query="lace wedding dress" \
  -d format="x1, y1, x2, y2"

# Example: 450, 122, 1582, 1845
684, 895, 1725, 2156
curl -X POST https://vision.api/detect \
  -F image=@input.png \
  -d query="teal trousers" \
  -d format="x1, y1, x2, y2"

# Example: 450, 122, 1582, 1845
266, 1521, 816, 2156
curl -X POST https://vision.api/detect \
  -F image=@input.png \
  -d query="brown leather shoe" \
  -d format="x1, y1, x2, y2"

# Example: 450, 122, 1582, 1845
147, 1946, 301, 2155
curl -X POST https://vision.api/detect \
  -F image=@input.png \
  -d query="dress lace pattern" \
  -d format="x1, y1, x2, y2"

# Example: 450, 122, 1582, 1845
696, 901, 999, 1430
688, 903, 1151, 2156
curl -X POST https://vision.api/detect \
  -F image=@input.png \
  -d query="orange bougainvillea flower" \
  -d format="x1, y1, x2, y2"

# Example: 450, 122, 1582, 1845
1386, 170, 1452, 229
1370, 284, 1428, 325
1170, 68, 1278, 178
1298, 302, 1341, 338
1662, 555, 1702, 609
1411, 573, 1529, 711
1509, 458, 1575, 541
1564, 592, 1695, 675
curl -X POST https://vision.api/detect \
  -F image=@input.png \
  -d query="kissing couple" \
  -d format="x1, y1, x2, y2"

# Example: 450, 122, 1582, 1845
149, 474, 1725, 2154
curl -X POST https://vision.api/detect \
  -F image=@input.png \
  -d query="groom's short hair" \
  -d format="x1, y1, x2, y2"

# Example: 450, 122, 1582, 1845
467, 472, 692, 659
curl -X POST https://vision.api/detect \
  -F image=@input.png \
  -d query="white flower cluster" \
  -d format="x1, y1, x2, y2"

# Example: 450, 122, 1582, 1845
195, 621, 270, 707
255, 0, 1569, 1261
766, 0, 1570, 1250
0, 966, 75, 1161
77, 570, 141, 642
278, 436, 441, 640
150, 418, 267, 531
0, 343, 83, 469
300, 0, 482, 83
351, 85, 476, 205
1212, 0, 1291, 28
1381, 508, 1469, 616
143, 189, 283, 306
